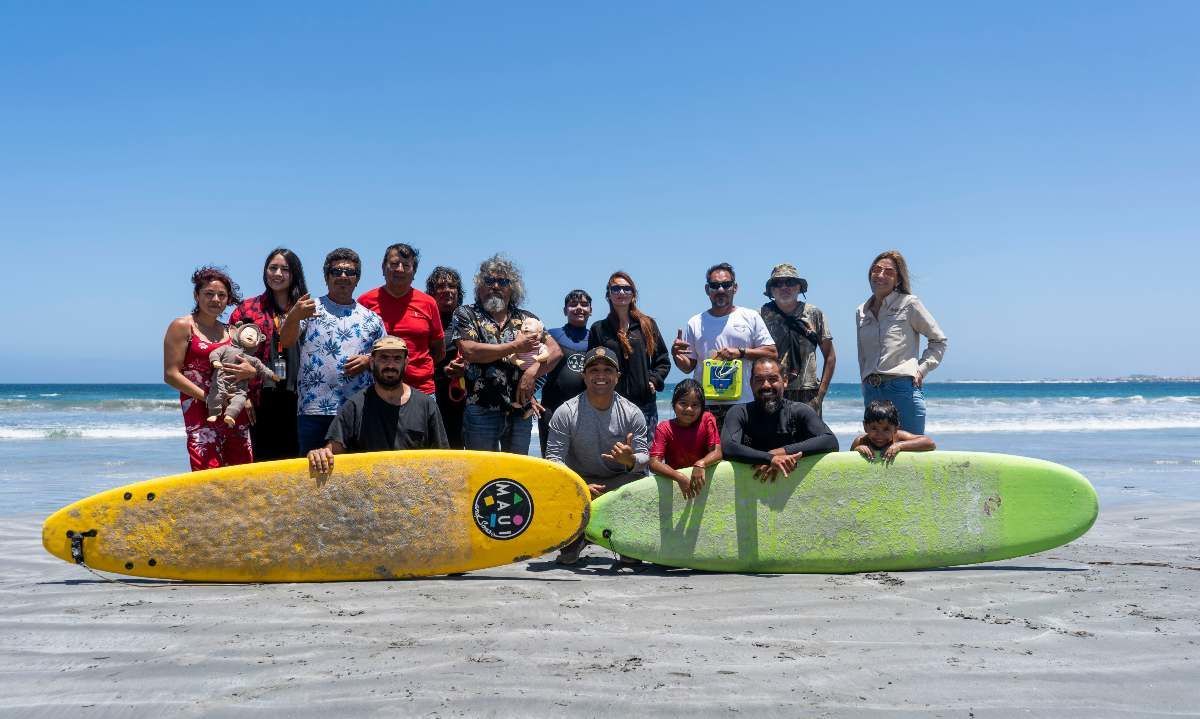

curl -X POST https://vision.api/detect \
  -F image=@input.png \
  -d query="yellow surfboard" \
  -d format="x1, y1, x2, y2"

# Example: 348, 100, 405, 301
42, 450, 590, 582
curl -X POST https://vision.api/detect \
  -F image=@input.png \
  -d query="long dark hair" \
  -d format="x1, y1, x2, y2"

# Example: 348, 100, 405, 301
604, 271, 659, 359
262, 247, 308, 315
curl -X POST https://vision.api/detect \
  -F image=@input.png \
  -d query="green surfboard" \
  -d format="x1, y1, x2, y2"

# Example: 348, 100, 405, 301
584, 451, 1098, 573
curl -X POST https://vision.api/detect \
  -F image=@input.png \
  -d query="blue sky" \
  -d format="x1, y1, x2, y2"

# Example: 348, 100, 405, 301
1, 2, 1196, 382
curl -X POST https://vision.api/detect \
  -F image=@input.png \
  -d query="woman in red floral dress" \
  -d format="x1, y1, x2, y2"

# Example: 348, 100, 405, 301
162, 266, 258, 470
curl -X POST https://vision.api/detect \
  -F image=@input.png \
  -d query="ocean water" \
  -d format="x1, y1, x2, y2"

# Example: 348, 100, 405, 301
2, 382, 1198, 515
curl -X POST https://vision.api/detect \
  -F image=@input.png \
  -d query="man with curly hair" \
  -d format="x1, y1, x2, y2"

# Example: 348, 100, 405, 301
449, 255, 561, 454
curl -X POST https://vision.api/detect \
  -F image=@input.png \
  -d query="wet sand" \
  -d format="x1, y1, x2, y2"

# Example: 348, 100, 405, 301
1, 502, 1196, 717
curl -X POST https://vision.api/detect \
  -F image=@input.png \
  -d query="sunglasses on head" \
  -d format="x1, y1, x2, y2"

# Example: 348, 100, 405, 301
706, 280, 735, 291
328, 267, 360, 278
483, 276, 512, 288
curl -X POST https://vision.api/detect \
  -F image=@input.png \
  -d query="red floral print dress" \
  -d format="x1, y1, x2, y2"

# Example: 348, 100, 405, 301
179, 325, 253, 470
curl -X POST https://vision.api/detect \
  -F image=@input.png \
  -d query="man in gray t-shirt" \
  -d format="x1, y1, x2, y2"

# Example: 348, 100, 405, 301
545, 346, 649, 567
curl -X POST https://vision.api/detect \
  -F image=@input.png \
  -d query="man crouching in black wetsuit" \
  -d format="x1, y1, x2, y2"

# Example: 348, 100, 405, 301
720, 357, 839, 482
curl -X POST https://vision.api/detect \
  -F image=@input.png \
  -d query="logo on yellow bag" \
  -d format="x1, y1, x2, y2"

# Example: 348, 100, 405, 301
702, 358, 743, 401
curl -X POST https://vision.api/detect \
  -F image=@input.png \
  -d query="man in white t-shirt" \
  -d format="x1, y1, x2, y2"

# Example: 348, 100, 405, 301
671, 262, 777, 431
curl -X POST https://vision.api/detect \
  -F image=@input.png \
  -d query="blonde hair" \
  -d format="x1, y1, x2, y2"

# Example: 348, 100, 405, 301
868, 250, 911, 294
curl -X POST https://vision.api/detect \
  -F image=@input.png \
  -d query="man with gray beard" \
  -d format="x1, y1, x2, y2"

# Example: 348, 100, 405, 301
450, 255, 561, 454
720, 357, 839, 482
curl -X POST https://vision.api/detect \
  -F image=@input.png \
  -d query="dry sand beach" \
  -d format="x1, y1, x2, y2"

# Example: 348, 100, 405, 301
1, 502, 1196, 717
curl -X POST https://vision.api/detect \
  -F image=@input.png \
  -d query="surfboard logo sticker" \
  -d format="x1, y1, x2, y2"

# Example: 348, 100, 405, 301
472, 479, 534, 540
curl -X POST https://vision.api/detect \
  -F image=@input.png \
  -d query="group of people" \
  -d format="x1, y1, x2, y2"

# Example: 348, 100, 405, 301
164, 246, 947, 565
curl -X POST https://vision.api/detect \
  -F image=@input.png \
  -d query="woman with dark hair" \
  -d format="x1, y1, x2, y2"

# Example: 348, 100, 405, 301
229, 248, 309, 460
163, 266, 258, 470
855, 250, 948, 434
426, 265, 466, 448
587, 271, 670, 442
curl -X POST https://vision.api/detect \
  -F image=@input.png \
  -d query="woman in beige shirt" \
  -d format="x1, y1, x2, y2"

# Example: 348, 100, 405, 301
855, 250, 947, 434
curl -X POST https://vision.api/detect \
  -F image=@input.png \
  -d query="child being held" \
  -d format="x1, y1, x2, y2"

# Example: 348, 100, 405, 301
851, 399, 936, 463
506, 317, 551, 419
649, 379, 723, 499
207, 323, 281, 427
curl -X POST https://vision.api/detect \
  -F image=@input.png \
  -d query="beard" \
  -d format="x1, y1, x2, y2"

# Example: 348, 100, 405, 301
482, 295, 506, 314
757, 390, 780, 414
373, 367, 404, 389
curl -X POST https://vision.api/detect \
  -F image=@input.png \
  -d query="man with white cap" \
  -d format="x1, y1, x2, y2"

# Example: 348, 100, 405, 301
758, 263, 836, 415
545, 346, 649, 567
307, 335, 449, 474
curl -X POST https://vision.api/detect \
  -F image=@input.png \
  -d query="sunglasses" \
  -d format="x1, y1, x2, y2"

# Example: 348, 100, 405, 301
769, 279, 801, 288
706, 280, 735, 291
327, 268, 360, 278
483, 276, 512, 288
607, 285, 634, 295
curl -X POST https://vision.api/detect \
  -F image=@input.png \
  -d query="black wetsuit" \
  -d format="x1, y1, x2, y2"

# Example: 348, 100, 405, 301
720, 399, 839, 464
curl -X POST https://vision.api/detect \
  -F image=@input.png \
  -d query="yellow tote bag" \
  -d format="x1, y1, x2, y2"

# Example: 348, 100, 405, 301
701, 359, 743, 401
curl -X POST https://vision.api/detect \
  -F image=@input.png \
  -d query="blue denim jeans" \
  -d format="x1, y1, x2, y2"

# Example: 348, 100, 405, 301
297, 414, 336, 456
639, 397, 659, 446
463, 404, 533, 454
862, 376, 926, 435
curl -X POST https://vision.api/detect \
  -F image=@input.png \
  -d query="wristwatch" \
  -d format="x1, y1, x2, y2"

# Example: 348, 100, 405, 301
738, 347, 746, 359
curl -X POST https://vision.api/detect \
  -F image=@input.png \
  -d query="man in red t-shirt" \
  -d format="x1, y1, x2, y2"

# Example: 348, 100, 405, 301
358, 243, 445, 395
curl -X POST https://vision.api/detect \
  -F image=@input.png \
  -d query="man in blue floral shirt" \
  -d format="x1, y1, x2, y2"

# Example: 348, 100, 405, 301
281, 248, 385, 454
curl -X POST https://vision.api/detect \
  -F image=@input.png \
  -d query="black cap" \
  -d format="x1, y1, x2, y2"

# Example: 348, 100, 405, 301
583, 346, 619, 370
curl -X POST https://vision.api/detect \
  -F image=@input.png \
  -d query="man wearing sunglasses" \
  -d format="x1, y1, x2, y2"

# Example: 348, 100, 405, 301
449, 254, 562, 454
758, 263, 836, 416
280, 248, 385, 454
671, 262, 776, 431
